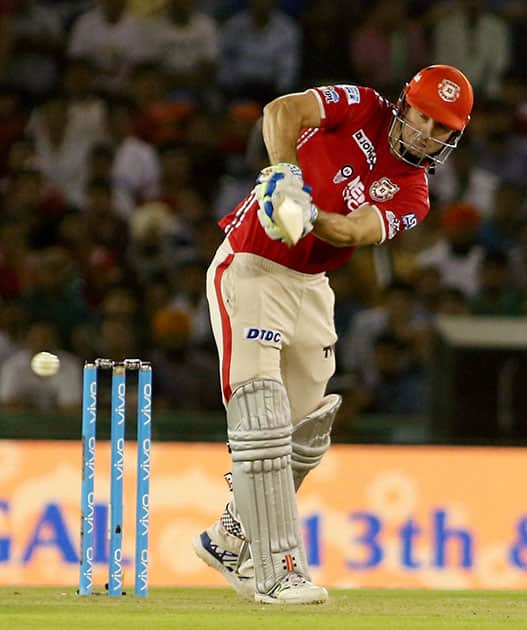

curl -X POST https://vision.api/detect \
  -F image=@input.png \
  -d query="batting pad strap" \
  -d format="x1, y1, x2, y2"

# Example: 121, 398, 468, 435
291, 394, 342, 489
227, 379, 310, 594
229, 428, 292, 461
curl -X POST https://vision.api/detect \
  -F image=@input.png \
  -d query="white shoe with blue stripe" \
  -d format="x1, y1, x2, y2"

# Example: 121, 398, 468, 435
192, 527, 255, 600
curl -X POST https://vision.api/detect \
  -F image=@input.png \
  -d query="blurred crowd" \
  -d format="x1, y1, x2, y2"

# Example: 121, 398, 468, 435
0, 0, 526, 431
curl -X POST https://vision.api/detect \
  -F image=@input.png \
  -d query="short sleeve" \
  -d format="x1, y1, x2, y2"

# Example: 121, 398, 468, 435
371, 172, 430, 244
309, 85, 381, 130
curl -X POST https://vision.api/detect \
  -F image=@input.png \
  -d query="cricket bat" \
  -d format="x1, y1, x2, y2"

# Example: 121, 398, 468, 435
273, 196, 304, 246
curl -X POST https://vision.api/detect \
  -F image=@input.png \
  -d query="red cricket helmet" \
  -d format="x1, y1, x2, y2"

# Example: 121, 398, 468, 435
389, 65, 474, 169
405, 65, 474, 131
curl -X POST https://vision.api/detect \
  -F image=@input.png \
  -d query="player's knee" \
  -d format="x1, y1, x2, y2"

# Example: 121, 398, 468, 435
291, 394, 342, 474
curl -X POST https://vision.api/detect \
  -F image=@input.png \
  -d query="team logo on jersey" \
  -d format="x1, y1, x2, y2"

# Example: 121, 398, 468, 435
336, 84, 360, 105
352, 130, 376, 170
402, 213, 418, 229
320, 87, 340, 104
369, 177, 399, 202
333, 164, 354, 184
244, 327, 282, 346
343, 175, 366, 210
438, 79, 460, 102
385, 210, 401, 240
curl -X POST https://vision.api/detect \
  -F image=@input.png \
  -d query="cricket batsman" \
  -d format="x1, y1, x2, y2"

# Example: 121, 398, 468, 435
193, 65, 474, 604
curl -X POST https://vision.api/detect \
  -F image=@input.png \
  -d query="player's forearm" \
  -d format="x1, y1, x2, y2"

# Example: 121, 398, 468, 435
313, 206, 383, 247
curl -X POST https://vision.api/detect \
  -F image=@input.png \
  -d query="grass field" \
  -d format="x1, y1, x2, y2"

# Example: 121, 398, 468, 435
1, 587, 526, 629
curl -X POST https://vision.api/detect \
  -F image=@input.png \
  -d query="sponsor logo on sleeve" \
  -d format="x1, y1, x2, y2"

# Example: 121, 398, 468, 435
352, 130, 376, 170
333, 164, 354, 184
244, 327, 282, 346
320, 87, 340, 104
369, 177, 400, 202
336, 84, 360, 105
385, 210, 401, 239
402, 213, 418, 229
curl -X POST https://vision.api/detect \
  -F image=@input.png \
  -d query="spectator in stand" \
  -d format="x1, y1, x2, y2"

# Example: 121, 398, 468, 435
469, 251, 523, 316
300, 0, 349, 86
61, 176, 130, 308
181, 109, 224, 197
411, 266, 443, 322
352, 332, 429, 416
3, 136, 36, 177
149, 306, 221, 410
0, 84, 27, 178
509, 214, 527, 293
86, 142, 115, 183
5, 0, 64, 97
21, 246, 90, 349
431, 100, 527, 214
0, 221, 29, 299
99, 284, 148, 354
218, 0, 301, 103
437, 287, 470, 316
489, 1, 527, 74
154, 0, 219, 98
427, 140, 474, 206
143, 273, 173, 322
82, 177, 129, 259
129, 63, 194, 146
432, 0, 511, 97
68, 0, 155, 93
0, 319, 82, 413
170, 258, 213, 348
326, 263, 366, 349
214, 117, 265, 220
100, 285, 141, 324
467, 100, 527, 216
340, 281, 423, 392
61, 57, 107, 146
2, 167, 68, 249
93, 316, 142, 415
0, 0, 13, 77
106, 95, 161, 219
478, 182, 527, 255
27, 91, 92, 208
157, 142, 195, 211
127, 200, 195, 282
416, 202, 484, 297
0, 299, 26, 364
350, 0, 428, 99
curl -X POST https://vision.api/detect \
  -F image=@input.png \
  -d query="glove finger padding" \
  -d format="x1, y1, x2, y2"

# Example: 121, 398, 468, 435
255, 162, 317, 243
257, 206, 285, 241
257, 162, 306, 187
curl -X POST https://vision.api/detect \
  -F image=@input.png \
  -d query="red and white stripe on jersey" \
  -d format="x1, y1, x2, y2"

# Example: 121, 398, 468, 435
297, 127, 319, 150
223, 191, 256, 237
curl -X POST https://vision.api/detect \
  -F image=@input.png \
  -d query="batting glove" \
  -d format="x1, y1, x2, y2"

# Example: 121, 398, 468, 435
255, 163, 317, 241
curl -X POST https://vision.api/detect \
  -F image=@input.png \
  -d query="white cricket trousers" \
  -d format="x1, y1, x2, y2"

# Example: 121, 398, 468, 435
206, 239, 337, 423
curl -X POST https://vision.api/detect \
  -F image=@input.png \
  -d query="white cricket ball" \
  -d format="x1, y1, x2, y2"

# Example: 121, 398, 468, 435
31, 352, 60, 377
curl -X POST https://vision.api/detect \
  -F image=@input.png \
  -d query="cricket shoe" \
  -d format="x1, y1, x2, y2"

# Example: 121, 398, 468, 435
255, 572, 328, 605
192, 527, 255, 600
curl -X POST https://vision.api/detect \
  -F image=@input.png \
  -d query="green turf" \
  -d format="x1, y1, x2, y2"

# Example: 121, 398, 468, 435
0, 587, 526, 630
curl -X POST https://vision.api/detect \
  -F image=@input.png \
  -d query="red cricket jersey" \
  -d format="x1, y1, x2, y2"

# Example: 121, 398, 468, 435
219, 85, 430, 274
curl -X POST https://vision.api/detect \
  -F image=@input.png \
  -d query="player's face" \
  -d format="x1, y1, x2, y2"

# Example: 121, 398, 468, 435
401, 106, 455, 158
